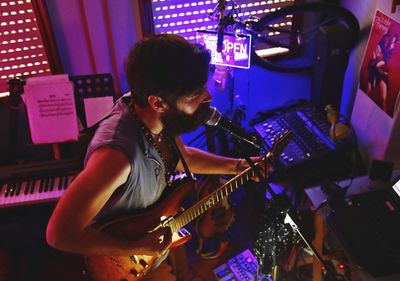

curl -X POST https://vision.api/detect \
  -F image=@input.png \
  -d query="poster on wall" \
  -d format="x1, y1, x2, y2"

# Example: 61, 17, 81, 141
359, 10, 400, 118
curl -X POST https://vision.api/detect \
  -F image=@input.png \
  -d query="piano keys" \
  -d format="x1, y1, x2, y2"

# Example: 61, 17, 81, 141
0, 174, 77, 208
0, 158, 82, 208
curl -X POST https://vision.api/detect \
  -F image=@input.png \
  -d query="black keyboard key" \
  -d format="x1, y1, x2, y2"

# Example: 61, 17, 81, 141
58, 176, 64, 191
4, 183, 12, 197
63, 176, 69, 189
44, 178, 50, 192
39, 179, 45, 193
24, 180, 31, 195
49, 177, 55, 192
15, 181, 22, 195
30, 179, 36, 194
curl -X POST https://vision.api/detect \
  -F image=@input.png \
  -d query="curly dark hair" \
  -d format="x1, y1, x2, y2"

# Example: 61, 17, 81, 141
125, 34, 211, 107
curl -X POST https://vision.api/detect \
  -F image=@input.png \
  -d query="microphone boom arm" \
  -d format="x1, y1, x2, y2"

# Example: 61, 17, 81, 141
205, 106, 263, 149
214, 120, 263, 149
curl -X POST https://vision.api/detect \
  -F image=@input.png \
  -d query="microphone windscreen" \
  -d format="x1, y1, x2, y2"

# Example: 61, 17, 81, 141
205, 106, 222, 126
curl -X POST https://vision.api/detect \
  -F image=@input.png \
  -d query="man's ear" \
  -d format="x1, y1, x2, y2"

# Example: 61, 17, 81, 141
147, 95, 169, 113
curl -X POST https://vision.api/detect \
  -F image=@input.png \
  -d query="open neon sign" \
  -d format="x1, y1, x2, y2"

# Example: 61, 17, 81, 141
196, 30, 252, 69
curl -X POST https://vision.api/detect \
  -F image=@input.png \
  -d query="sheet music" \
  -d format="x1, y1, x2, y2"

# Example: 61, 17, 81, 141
22, 74, 79, 144
83, 96, 114, 127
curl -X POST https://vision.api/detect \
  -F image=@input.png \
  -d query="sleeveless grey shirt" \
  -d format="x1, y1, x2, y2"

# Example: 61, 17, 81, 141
84, 93, 169, 222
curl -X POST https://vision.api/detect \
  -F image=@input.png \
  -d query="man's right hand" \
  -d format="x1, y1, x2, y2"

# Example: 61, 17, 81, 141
133, 226, 173, 256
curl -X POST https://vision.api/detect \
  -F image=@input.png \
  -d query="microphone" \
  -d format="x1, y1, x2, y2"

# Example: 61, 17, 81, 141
205, 106, 262, 148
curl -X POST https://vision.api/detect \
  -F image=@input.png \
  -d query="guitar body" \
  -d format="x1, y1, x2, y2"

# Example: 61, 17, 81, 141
86, 129, 293, 281
85, 179, 195, 281
195, 175, 235, 239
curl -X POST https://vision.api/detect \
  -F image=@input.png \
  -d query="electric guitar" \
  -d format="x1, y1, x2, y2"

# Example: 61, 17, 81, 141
85, 130, 293, 281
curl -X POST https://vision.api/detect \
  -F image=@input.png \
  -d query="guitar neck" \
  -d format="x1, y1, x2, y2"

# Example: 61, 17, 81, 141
169, 165, 257, 232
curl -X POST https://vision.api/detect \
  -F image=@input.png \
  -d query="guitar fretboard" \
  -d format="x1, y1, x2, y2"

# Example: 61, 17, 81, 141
167, 129, 292, 233
169, 165, 257, 233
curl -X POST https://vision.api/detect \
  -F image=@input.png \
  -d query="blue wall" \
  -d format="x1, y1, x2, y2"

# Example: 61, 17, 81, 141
180, 64, 311, 146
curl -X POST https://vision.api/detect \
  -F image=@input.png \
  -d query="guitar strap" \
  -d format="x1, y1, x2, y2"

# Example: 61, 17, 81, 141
126, 93, 193, 181
168, 135, 194, 181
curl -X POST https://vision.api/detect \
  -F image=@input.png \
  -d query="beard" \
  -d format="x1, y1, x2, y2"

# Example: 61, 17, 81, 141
161, 102, 211, 135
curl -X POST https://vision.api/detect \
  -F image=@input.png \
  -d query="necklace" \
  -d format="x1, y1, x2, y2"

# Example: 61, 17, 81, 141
130, 106, 174, 185
142, 126, 174, 185
147, 130, 163, 143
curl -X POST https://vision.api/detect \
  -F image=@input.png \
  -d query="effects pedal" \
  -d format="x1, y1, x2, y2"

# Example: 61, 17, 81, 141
213, 249, 271, 281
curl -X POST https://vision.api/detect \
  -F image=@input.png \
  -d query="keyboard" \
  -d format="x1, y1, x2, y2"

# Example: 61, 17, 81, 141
0, 158, 81, 208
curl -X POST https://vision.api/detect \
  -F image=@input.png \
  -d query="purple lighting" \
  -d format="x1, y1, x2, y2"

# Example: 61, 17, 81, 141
151, 0, 295, 43
197, 30, 251, 69
152, 0, 217, 42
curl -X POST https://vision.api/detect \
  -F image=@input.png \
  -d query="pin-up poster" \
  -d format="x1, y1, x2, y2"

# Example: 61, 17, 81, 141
359, 10, 400, 118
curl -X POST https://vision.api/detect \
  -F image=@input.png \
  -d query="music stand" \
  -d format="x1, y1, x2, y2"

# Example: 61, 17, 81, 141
70, 73, 116, 128
6, 78, 26, 164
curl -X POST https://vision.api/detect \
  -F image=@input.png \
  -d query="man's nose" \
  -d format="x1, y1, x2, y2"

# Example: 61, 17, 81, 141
202, 90, 212, 103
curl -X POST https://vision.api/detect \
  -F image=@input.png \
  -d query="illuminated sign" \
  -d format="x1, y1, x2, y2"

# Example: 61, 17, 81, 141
196, 30, 252, 69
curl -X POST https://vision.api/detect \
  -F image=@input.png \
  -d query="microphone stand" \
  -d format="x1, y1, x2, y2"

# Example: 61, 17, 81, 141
209, 0, 227, 53
231, 136, 344, 281
223, 128, 262, 150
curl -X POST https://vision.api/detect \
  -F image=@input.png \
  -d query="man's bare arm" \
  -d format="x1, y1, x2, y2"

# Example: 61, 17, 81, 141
46, 147, 171, 256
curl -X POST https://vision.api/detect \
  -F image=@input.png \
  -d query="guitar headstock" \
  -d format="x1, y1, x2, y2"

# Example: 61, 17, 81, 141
268, 129, 293, 160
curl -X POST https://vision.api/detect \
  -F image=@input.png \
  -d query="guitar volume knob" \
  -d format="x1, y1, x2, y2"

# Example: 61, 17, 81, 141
139, 259, 149, 268
130, 269, 139, 277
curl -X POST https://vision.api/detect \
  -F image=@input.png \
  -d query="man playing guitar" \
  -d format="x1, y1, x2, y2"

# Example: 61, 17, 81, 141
46, 34, 264, 281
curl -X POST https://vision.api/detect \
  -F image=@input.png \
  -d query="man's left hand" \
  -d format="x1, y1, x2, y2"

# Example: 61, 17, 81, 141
235, 156, 273, 182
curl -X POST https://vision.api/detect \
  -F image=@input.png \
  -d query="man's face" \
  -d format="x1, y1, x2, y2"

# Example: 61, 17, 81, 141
161, 89, 212, 135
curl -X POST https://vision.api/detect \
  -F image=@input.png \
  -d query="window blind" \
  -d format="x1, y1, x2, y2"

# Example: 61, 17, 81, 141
0, 0, 53, 93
